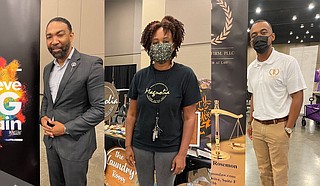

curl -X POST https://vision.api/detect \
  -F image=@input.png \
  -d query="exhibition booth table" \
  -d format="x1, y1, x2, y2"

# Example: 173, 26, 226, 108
104, 133, 211, 185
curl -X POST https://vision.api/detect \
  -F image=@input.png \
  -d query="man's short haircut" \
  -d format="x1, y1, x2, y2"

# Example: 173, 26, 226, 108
251, 19, 273, 32
47, 17, 72, 32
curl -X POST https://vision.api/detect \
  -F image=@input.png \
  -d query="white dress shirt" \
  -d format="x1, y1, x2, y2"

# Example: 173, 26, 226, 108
49, 47, 75, 103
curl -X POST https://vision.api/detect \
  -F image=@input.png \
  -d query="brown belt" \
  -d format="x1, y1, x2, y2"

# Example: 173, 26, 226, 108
254, 116, 288, 125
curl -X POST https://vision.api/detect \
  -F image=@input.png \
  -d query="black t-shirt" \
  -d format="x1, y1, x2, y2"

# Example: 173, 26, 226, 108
128, 62, 201, 152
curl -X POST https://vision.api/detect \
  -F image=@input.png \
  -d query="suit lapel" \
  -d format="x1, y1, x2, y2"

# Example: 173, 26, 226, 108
54, 49, 81, 105
45, 62, 54, 105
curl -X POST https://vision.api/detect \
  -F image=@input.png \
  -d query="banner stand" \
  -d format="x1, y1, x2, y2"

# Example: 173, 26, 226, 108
0, 0, 40, 185
211, 0, 248, 185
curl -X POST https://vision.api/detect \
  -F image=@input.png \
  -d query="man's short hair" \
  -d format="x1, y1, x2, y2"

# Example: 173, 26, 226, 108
47, 17, 72, 32
251, 19, 273, 32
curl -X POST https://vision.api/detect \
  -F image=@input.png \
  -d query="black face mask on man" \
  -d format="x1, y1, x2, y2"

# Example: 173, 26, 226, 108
252, 35, 271, 54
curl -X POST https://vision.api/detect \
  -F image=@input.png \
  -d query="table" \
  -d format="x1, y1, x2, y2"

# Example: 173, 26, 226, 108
1, 170, 33, 186
104, 134, 211, 185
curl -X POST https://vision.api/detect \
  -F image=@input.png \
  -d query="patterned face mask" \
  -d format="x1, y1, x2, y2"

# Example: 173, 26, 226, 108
149, 43, 173, 64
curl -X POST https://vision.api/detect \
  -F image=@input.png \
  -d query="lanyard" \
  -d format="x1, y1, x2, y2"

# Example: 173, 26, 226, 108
150, 63, 173, 141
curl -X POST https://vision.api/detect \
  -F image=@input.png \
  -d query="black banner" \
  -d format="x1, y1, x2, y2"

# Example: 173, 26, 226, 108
211, 0, 248, 185
0, 0, 40, 185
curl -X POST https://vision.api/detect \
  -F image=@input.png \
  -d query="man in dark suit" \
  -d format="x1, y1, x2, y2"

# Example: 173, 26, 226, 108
40, 17, 104, 186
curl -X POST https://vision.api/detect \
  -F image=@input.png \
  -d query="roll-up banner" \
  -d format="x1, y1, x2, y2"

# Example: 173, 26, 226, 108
0, 0, 40, 185
211, 0, 248, 185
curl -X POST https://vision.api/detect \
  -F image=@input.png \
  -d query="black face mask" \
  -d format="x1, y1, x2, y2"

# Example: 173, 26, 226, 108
252, 35, 271, 54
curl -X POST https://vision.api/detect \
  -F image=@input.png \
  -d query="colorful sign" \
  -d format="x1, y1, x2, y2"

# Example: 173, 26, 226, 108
211, 0, 248, 185
0, 58, 27, 142
0, 0, 40, 185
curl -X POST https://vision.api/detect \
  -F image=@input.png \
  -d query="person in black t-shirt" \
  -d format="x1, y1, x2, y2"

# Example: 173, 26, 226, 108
125, 15, 201, 186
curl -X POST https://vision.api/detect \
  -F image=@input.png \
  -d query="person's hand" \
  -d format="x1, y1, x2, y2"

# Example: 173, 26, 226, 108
41, 116, 54, 138
125, 146, 135, 167
49, 120, 66, 137
247, 124, 253, 140
171, 154, 186, 175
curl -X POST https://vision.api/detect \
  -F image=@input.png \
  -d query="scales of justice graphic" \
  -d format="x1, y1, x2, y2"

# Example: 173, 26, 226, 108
211, 100, 245, 160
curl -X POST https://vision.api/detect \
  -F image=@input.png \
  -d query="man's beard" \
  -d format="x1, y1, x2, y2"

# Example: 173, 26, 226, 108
48, 42, 70, 59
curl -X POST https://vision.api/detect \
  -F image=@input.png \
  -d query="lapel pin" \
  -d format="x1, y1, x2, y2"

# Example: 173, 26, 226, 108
70, 62, 77, 72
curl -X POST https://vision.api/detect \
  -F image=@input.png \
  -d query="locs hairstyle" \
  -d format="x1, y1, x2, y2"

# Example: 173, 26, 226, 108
141, 15, 185, 59
46, 17, 73, 32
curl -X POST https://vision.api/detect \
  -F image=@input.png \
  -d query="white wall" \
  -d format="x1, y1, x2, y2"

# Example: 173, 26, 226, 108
290, 46, 319, 109
105, 0, 211, 79
105, 0, 142, 67
165, 0, 211, 79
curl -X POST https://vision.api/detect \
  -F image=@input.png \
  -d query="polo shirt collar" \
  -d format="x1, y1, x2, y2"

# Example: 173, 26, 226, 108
253, 47, 277, 67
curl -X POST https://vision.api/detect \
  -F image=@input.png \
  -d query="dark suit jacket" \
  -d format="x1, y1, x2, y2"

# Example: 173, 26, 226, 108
41, 49, 104, 161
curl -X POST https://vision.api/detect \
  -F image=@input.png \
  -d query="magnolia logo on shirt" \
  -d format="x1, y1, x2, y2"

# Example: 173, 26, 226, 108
145, 83, 170, 103
269, 68, 279, 78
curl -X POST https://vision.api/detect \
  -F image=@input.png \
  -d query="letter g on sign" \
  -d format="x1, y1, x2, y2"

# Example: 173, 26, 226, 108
0, 92, 22, 115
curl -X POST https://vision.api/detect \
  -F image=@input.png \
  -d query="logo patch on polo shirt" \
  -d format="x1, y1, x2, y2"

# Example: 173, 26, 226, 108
269, 69, 279, 78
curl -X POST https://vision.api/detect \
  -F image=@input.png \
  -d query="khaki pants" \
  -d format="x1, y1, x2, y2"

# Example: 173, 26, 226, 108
252, 120, 290, 186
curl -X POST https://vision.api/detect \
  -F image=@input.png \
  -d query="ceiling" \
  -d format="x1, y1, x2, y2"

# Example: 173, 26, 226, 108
248, 0, 320, 44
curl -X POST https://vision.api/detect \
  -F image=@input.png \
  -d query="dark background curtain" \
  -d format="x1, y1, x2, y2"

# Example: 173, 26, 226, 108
104, 64, 136, 89
105, 64, 136, 109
